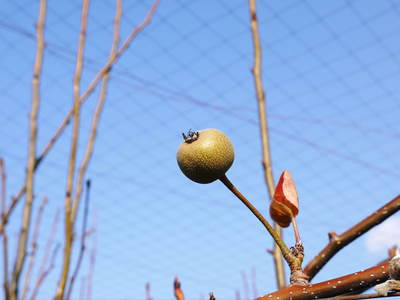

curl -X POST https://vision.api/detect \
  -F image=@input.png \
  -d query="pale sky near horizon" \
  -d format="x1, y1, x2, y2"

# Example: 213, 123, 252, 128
1, 0, 400, 299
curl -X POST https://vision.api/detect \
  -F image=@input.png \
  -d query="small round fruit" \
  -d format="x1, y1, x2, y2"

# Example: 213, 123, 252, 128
176, 129, 234, 184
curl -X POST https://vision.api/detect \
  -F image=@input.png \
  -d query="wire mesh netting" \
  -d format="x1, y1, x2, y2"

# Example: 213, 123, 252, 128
1, 0, 400, 299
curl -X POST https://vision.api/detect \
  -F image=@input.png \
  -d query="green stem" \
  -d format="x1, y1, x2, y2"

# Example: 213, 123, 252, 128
219, 174, 292, 263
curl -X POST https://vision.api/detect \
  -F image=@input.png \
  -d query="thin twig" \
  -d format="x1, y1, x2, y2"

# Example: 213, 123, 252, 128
257, 263, 390, 300
1, 159, 10, 299
304, 195, 400, 281
30, 243, 60, 300
145, 282, 153, 300
79, 276, 86, 300
251, 267, 258, 299
66, 180, 92, 299
71, 0, 122, 224
10, 0, 46, 298
21, 197, 48, 300
86, 210, 97, 300
247, 0, 285, 288
0, 0, 160, 236
30, 209, 60, 300
241, 271, 250, 300
55, 1, 90, 299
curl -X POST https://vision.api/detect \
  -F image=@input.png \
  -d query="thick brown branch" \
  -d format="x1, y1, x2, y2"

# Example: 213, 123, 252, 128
248, 0, 285, 288
10, 0, 46, 298
304, 195, 400, 280
331, 291, 400, 300
257, 263, 389, 300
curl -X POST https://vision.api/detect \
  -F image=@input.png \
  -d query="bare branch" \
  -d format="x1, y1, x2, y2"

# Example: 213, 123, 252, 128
251, 267, 258, 299
145, 282, 153, 300
10, 0, 46, 298
55, 1, 90, 298
304, 195, 400, 280
71, 0, 122, 224
30, 209, 60, 300
0, 0, 160, 236
30, 243, 60, 300
1, 159, 10, 299
257, 263, 389, 300
86, 209, 97, 300
66, 180, 92, 299
247, 0, 285, 287
21, 197, 48, 300
241, 271, 250, 300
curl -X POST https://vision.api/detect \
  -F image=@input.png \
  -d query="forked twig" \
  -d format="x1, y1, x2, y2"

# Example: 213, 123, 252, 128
21, 197, 48, 300
304, 195, 400, 280
56, 0, 90, 298
10, 0, 46, 298
247, 0, 285, 287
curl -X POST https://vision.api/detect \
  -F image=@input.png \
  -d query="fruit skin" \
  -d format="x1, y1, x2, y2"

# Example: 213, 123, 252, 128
176, 129, 234, 184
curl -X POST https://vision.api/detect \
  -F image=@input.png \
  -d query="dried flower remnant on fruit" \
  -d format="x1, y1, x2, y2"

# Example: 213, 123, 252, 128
176, 128, 234, 184
182, 129, 199, 143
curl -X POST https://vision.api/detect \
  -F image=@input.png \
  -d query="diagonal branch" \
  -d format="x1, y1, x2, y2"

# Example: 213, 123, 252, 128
257, 263, 390, 300
248, 0, 286, 288
304, 194, 400, 280
10, 0, 46, 298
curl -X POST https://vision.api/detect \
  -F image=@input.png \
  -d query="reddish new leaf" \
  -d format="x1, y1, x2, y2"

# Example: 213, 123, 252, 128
269, 170, 299, 227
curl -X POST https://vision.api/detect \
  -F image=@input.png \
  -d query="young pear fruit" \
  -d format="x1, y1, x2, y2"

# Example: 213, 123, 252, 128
176, 129, 234, 184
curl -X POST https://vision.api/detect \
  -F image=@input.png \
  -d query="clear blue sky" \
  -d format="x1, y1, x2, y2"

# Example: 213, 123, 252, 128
1, 0, 400, 299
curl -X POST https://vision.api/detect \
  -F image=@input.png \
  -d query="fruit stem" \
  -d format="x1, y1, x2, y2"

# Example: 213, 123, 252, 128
291, 216, 301, 245
219, 174, 294, 265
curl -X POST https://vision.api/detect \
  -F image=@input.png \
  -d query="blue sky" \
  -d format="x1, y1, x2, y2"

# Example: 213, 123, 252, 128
1, 0, 400, 299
